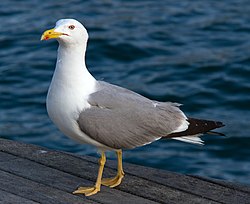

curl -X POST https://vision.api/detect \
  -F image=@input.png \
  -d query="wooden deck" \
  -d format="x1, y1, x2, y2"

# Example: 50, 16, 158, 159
0, 138, 249, 204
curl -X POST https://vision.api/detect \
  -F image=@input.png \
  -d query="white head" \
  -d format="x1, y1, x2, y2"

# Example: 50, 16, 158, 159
41, 19, 89, 47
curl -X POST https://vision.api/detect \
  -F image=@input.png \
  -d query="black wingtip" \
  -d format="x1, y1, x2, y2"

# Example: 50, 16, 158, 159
165, 117, 225, 138
207, 131, 226, 137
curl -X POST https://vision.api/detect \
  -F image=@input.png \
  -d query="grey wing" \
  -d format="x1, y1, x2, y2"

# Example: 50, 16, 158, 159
77, 81, 187, 149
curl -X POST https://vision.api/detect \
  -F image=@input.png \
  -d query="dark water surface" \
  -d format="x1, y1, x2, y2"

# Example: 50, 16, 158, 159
1, 0, 250, 185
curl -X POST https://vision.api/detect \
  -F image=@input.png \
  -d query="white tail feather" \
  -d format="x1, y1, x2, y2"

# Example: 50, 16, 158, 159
172, 134, 204, 145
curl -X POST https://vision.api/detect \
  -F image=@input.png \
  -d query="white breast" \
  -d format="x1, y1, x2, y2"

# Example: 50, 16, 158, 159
46, 78, 105, 148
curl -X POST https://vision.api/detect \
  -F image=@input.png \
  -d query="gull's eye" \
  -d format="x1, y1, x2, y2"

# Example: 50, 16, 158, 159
68, 25, 75, 30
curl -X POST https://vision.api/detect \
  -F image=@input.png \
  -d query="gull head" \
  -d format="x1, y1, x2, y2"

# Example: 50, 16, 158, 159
41, 19, 88, 46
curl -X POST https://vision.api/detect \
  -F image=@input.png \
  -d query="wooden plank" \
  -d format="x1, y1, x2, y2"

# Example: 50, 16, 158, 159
0, 152, 159, 204
0, 189, 39, 204
0, 138, 250, 204
0, 139, 217, 204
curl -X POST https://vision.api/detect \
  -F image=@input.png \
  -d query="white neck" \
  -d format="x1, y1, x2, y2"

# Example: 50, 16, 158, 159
47, 43, 96, 114
55, 43, 96, 88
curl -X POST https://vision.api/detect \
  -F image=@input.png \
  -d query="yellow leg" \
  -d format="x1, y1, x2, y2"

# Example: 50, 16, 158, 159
73, 151, 106, 196
102, 149, 125, 188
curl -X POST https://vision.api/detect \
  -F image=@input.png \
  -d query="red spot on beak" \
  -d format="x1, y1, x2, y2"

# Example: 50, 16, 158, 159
44, 36, 49, 40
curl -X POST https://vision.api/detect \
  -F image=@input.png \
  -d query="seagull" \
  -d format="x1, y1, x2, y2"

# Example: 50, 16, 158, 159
41, 19, 224, 196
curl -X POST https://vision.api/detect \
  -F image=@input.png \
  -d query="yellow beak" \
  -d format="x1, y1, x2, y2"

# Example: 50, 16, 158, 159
40, 28, 63, 41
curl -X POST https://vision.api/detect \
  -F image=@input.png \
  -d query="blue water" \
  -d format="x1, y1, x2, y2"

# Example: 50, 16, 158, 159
1, 0, 250, 186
